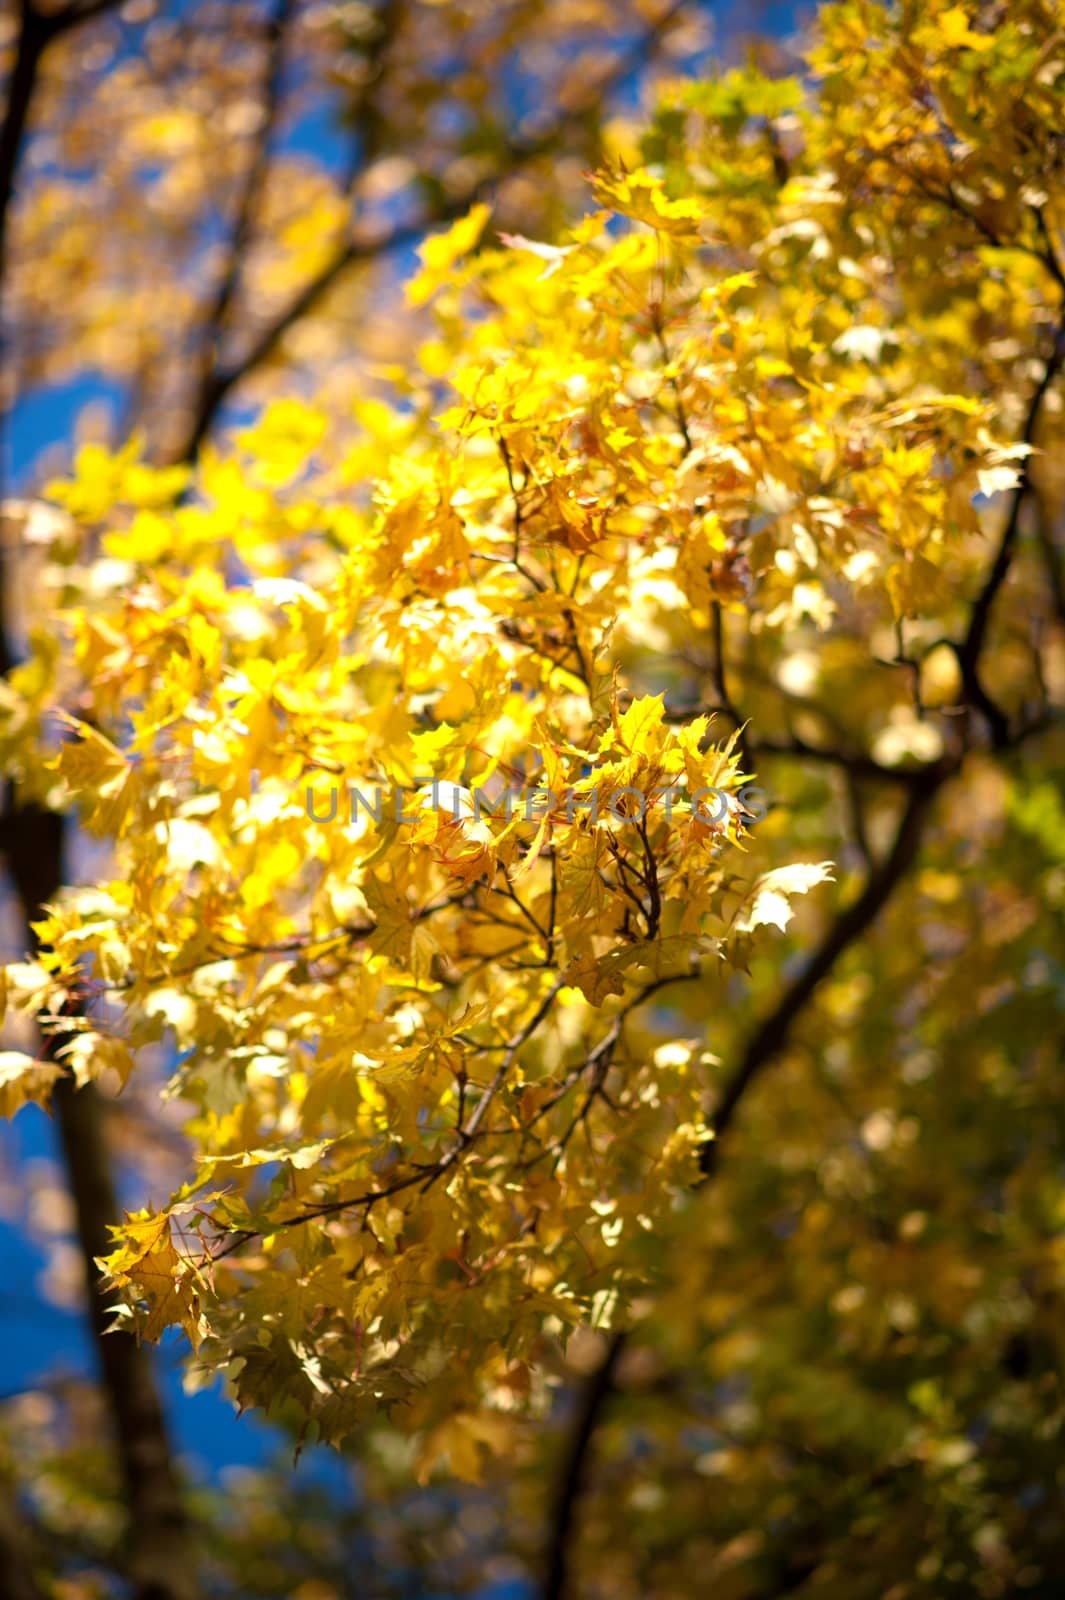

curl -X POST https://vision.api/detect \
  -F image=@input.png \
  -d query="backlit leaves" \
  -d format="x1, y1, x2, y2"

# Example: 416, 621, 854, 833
1, 0, 1060, 1473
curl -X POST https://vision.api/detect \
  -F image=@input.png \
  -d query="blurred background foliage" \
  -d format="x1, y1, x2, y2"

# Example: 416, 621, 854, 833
3, 2, 1065, 1599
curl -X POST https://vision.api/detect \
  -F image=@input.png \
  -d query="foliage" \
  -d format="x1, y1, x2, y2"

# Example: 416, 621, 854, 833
8, 0, 709, 463
2, 0, 1065, 1596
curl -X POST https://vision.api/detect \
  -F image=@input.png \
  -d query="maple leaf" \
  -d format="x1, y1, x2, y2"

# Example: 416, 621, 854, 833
497, 231, 576, 278
407, 203, 492, 305
0, 1051, 64, 1117
733, 862, 835, 936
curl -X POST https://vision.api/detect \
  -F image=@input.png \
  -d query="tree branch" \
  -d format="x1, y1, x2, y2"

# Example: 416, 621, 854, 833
699, 762, 948, 1177
1033, 490, 1065, 629
536, 755, 948, 1595
542, 1330, 626, 1600
752, 733, 918, 786
175, 0, 688, 462
0, 1475, 47, 1600
2, 822, 195, 1600
0, 5, 191, 1592
0, 9, 48, 313
204, 969, 567, 1261
191, 0, 297, 391
955, 312, 1065, 746
52, 1078, 194, 1598
45, 0, 126, 32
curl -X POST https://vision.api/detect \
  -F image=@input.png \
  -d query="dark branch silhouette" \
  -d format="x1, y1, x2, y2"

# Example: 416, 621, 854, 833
176, 0, 689, 462
0, 3, 192, 1594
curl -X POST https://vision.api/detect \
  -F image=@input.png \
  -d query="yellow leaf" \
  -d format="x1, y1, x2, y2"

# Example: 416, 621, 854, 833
407, 203, 491, 305
616, 693, 665, 754
0, 1051, 64, 1117
733, 862, 834, 936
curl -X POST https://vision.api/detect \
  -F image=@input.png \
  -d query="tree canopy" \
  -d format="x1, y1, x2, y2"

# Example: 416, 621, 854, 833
1, 1, 1064, 1597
